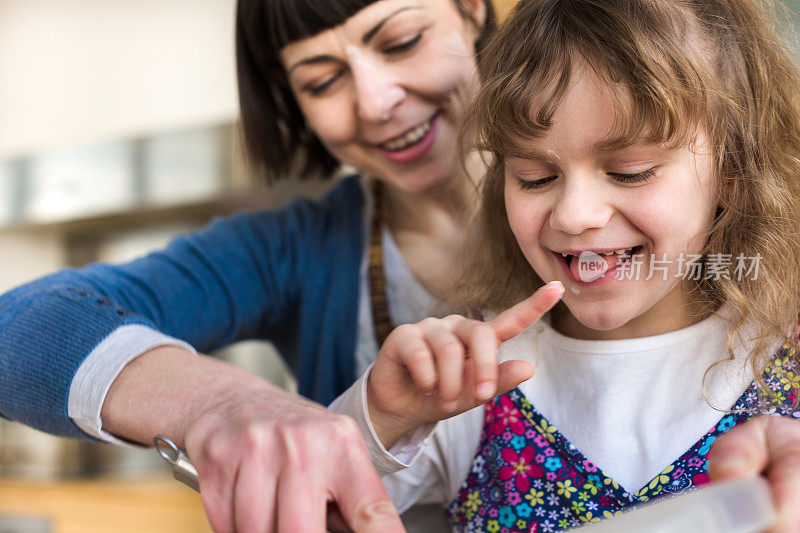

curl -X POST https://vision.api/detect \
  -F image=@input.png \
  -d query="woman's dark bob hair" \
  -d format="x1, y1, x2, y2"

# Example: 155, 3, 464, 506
236, 0, 497, 182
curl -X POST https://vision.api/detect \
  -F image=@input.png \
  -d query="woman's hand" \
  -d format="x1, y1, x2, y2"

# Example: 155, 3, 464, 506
102, 347, 404, 533
367, 281, 564, 448
708, 415, 800, 533
184, 385, 403, 533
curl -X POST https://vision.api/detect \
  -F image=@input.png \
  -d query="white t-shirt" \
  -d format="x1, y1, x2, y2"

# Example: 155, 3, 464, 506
330, 309, 769, 513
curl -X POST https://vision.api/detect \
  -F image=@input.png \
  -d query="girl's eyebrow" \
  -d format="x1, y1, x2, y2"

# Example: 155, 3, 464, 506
287, 5, 424, 75
504, 147, 559, 165
589, 136, 647, 156
505, 137, 661, 161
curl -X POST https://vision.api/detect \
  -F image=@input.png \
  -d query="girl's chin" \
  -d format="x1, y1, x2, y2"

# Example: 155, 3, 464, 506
554, 303, 636, 334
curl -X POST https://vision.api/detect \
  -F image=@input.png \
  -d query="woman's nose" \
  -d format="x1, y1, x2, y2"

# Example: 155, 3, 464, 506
347, 46, 405, 123
548, 177, 614, 235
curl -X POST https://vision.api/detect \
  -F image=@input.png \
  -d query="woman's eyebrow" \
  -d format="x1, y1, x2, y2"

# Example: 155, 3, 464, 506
362, 6, 423, 45
287, 5, 424, 75
288, 55, 340, 75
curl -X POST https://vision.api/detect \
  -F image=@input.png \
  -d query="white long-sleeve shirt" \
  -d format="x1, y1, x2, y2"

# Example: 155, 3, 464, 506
330, 310, 765, 515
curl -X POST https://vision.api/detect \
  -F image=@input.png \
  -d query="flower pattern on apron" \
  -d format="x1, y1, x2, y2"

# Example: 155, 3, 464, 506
446, 344, 800, 532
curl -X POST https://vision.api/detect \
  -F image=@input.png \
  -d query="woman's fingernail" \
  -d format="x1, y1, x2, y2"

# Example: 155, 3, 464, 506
712, 453, 752, 475
441, 400, 458, 412
476, 382, 495, 399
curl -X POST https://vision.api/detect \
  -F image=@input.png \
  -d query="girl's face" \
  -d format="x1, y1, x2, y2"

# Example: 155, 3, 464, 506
280, 0, 484, 194
504, 62, 719, 340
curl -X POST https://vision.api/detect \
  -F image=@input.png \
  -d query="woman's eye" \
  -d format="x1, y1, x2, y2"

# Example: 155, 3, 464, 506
306, 72, 342, 96
608, 168, 656, 184
517, 176, 557, 190
384, 32, 423, 54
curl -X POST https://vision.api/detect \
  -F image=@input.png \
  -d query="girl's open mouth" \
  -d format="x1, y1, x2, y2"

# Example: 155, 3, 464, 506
554, 245, 645, 284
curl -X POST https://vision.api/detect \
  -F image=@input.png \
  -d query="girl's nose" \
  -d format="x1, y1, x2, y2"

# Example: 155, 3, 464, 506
548, 177, 614, 235
347, 46, 406, 123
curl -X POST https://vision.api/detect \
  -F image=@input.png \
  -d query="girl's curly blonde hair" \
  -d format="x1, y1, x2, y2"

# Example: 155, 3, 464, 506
455, 0, 800, 376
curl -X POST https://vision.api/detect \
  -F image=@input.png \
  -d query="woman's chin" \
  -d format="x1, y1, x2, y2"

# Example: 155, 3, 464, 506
383, 169, 458, 196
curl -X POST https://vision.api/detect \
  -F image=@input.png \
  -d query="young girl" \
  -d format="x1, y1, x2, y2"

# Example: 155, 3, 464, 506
330, 0, 800, 530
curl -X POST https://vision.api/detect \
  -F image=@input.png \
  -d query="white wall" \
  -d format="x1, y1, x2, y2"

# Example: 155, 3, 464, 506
0, 0, 238, 160
0, 230, 63, 292
0, 0, 239, 289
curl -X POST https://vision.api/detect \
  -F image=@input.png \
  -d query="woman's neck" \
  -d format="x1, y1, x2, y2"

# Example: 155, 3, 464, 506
382, 152, 484, 236
377, 153, 485, 299
383, 177, 474, 235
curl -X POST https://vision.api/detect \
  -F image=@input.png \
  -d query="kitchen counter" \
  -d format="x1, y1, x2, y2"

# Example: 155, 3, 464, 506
0, 474, 212, 533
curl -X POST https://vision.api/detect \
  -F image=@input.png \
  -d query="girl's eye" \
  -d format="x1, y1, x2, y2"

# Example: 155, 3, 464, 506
517, 168, 656, 190
306, 72, 343, 96
384, 32, 423, 54
608, 168, 656, 184
517, 176, 557, 190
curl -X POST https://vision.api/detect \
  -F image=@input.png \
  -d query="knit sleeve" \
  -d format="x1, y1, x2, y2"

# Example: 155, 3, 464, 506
0, 192, 333, 439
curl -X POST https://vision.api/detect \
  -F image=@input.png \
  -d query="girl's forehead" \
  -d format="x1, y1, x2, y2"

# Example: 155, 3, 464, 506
495, 65, 625, 146
497, 65, 701, 158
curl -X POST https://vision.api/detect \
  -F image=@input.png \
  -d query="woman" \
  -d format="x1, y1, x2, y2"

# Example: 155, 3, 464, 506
2, 0, 492, 530
0, 0, 798, 531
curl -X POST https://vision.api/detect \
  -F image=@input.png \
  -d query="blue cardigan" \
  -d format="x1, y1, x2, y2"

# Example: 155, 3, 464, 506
0, 176, 364, 439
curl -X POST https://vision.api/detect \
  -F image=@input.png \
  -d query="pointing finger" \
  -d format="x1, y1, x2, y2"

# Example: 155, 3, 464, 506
489, 281, 564, 343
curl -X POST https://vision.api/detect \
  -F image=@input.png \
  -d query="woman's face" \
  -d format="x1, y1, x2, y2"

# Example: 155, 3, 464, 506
280, 0, 485, 194
503, 62, 719, 340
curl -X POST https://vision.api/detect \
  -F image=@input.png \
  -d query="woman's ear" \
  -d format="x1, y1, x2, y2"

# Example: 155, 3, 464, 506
463, 0, 488, 29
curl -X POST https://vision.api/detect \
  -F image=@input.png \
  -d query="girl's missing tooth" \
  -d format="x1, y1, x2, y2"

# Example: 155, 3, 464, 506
331, 0, 800, 531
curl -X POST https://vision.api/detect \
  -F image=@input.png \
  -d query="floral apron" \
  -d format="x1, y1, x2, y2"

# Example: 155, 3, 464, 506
446, 344, 800, 532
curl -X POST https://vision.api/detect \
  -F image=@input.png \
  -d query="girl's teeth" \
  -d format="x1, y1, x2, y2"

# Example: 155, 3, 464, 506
381, 118, 433, 151
559, 247, 636, 259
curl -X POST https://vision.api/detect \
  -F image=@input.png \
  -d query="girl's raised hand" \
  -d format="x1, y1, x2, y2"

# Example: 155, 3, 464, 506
367, 281, 565, 448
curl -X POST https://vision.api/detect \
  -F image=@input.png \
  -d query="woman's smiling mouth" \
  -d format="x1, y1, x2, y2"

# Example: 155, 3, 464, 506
374, 112, 441, 164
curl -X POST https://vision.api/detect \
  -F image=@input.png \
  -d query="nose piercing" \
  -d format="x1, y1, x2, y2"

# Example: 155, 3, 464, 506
381, 111, 392, 122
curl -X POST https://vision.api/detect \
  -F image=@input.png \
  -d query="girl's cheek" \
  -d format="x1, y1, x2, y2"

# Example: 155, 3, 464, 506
508, 209, 541, 259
